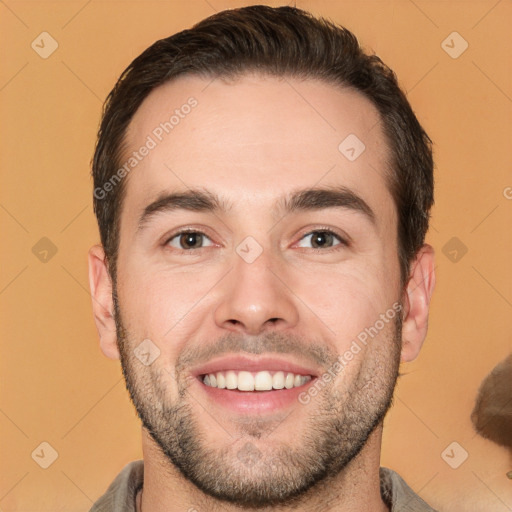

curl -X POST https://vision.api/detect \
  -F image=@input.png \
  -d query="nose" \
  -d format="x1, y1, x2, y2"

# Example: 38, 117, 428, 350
213, 247, 299, 335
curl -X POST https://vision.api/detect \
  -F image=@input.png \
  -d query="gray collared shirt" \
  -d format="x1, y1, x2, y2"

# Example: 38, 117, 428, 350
89, 460, 438, 511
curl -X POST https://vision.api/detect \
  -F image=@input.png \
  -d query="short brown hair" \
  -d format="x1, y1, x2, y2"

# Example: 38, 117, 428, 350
92, 5, 434, 287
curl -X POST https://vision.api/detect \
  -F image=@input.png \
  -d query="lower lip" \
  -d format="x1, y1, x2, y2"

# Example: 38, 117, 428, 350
194, 377, 317, 414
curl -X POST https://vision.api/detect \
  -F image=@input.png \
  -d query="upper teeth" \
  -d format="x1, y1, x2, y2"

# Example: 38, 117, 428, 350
202, 370, 312, 391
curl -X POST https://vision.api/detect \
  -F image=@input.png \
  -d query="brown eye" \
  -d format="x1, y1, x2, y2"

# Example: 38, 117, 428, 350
297, 230, 346, 250
311, 231, 334, 248
166, 231, 213, 250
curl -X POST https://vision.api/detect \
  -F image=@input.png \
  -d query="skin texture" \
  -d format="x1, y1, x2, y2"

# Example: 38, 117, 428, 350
88, 74, 436, 511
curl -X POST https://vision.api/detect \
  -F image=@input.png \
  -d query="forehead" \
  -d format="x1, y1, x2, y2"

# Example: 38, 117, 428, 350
120, 73, 394, 229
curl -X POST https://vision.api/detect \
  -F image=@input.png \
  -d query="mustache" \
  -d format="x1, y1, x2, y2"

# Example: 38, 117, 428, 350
175, 331, 338, 373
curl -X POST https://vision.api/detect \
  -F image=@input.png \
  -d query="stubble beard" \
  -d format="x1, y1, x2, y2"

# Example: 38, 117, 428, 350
113, 293, 402, 509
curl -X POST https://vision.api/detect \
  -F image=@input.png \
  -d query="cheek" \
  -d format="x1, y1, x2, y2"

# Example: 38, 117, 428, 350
116, 263, 220, 349
330, 312, 401, 399
288, 258, 397, 344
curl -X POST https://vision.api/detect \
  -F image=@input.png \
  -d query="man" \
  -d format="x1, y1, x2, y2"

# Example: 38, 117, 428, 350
88, 5, 436, 511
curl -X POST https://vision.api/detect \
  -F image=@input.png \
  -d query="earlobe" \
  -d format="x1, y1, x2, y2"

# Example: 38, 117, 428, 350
88, 244, 120, 360
400, 244, 436, 362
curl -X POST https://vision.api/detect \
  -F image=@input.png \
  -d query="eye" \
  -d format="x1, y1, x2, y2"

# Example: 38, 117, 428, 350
165, 230, 214, 250
296, 229, 348, 250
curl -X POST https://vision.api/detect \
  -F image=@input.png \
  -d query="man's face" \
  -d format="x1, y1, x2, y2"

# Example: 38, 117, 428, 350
113, 74, 403, 506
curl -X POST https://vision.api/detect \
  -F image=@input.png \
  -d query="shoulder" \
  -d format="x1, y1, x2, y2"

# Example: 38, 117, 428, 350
380, 467, 438, 512
89, 460, 144, 512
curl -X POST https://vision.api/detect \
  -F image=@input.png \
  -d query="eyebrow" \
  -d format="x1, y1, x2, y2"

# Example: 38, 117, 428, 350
137, 185, 376, 233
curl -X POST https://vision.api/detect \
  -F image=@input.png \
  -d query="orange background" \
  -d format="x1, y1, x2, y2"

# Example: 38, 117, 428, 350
1, 1, 511, 510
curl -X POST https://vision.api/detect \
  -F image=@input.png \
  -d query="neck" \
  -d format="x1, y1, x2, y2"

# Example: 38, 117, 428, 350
138, 425, 389, 512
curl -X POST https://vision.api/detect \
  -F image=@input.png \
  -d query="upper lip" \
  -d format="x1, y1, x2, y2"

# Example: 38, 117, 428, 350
190, 354, 321, 378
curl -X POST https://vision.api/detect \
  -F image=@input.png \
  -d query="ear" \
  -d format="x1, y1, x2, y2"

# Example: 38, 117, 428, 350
88, 244, 120, 359
400, 244, 436, 362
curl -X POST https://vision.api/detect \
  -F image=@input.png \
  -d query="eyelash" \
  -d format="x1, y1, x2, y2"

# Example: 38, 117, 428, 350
163, 227, 349, 253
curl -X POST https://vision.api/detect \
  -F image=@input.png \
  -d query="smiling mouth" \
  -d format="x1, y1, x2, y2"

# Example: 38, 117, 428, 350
199, 370, 314, 392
